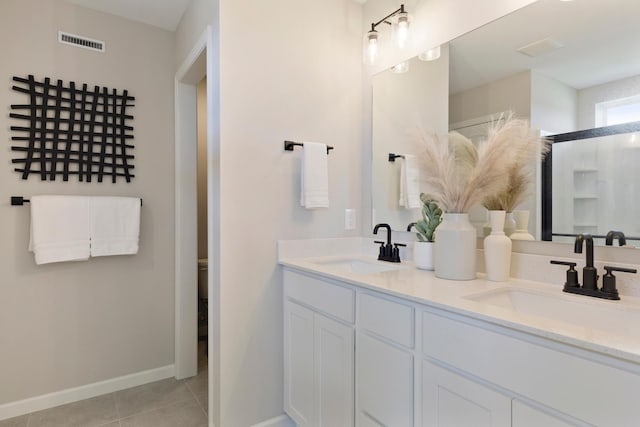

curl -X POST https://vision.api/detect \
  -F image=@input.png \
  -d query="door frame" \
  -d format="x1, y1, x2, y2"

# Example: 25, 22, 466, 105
174, 26, 218, 421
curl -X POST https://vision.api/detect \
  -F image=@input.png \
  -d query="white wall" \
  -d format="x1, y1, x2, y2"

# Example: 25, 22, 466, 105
449, 71, 532, 124
0, 0, 175, 405
577, 74, 640, 129
176, 0, 363, 425
530, 71, 577, 134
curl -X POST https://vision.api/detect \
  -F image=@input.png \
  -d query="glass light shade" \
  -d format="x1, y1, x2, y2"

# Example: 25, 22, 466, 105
418, 45, 441, 61
391, 60, 410, 74
363, 30, 379, 65
392, 12, 411, 48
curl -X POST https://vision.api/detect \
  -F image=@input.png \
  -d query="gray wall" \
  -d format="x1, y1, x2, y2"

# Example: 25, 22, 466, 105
0, 0, 175, 404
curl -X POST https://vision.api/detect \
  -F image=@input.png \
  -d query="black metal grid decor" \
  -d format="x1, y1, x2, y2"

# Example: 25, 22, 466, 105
10, 75, 136, 183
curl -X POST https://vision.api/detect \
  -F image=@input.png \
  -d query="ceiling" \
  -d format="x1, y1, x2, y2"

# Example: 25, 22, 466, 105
449, 0, 640, 94
65, 0, 192, 32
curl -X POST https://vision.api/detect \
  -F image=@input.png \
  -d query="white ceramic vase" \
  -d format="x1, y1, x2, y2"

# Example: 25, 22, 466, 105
414, 241, 434, 270
510, 210, 535, 241
434, 213, 476, 280
503, 212, 516, 237
484, 210, 512, 282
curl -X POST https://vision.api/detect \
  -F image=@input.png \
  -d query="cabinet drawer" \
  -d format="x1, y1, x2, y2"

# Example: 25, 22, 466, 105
360, 292, 414, 348
422, 310, 640, 426
284, 269, 355, 323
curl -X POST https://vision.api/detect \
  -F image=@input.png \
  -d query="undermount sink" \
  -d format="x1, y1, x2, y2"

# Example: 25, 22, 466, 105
465, 287, 640, 339
312, 258, 403, 275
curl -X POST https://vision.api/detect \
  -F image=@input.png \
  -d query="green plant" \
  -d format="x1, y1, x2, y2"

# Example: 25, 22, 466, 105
415, 194, 442, 242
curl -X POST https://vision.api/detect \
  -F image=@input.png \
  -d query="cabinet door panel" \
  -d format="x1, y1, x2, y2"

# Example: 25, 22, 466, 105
422, 360, 510, 427
315, 315, 355, 427
513, 400, 583, 427
284, 301, 315, 426
357, 332, 414, 427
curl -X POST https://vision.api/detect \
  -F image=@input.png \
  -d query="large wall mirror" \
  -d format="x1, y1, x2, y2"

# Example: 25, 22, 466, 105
371, 0, 640, 246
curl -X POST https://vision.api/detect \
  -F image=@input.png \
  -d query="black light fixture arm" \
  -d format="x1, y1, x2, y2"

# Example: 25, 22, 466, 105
370, 4, 405, 31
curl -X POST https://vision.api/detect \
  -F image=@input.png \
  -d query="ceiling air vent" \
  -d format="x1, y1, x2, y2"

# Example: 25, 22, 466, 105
58, 31, 105, 53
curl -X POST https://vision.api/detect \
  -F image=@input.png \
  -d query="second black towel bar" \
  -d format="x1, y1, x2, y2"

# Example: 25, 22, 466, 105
284, 140, 334, 154
11, 196, 143, 206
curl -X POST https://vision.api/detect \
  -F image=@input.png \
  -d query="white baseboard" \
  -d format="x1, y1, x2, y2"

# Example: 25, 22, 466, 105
251, 413, 296, 427
0, 364, 175, 421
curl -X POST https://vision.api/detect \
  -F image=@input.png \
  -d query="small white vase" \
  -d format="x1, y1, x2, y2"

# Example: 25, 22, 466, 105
434, 213, 476, 280
484, 210, 512, 282
503, 212, 516, 237
414, 241, 434, 270
510, 210, 535, 241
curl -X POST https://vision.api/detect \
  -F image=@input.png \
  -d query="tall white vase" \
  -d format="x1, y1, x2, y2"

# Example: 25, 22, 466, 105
434, 213, 476, 280
510, 210, 535, 241
484, 210, 512, 282
503, 212, 516, 236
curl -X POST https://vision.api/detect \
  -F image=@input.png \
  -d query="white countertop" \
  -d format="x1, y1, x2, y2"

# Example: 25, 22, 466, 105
279, 251, 640, 366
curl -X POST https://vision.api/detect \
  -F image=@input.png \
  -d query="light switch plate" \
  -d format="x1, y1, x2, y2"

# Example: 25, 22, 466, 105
345, 209, 356, 230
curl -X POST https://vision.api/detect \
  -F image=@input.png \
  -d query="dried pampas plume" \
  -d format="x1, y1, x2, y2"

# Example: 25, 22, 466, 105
482, 116, 551, 212
414, 115, 549, 214
414, 128, 513, 213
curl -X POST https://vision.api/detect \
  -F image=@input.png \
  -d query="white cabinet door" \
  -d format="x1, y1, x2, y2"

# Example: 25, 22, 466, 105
512, 400, 581, 427
284, 301, 315, 426
285, 300, 355, 427
422, 360, 511, 427
357, 332, 414, 427
315, 314, 355, 427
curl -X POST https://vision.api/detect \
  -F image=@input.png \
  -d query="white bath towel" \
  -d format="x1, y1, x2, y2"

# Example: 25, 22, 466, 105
399, 154, 421, 209
90, 196, 141, 257
29, 195, 91, 265
300, 142, 329, 209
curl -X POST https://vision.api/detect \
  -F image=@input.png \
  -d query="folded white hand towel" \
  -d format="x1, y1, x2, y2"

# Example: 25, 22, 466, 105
29, 195, 91, 265
399, 154, 421, 209
90, 196, 141, 257
300, 142, 329, 209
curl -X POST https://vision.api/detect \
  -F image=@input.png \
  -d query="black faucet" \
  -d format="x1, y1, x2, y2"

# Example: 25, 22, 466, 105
574, 234, 597, 290
406, 222, 417, 232
551, 233, 637, 300
605, 230, 626, 246
373, 223, 404, 262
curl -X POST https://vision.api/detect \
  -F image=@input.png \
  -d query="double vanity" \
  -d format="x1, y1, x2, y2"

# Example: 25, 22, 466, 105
279, 238, 640, 427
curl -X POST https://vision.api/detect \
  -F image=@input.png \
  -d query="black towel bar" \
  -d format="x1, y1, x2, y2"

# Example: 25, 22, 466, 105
284, 140, 333, 154
388, 153, 405, 162
10, 196, 142, 206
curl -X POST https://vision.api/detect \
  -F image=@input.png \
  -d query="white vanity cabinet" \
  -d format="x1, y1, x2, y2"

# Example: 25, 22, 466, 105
284, 270, 355, 427
282, 265, 640, 427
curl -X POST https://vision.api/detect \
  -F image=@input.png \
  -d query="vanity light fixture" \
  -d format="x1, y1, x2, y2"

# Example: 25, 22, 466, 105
418, 45, 441, 61
363, 4, 411, 65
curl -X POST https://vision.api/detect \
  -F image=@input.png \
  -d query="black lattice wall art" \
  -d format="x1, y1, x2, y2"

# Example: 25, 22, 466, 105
10, 75, 136, 183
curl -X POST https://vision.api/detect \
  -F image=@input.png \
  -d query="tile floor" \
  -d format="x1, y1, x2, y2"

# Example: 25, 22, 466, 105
1, 343, 208, 427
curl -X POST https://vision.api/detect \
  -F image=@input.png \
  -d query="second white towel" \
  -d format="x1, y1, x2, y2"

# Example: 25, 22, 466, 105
399, 154, 421, 209
300, 142, 329, 209
90, 196, 141, 257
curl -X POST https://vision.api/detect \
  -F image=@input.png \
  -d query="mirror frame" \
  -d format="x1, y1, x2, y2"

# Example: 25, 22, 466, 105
541, 120, 640, 241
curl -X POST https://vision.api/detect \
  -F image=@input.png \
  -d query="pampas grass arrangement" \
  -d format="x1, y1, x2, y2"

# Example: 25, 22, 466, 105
415, 115, 549, 213
482, 118, 551, 212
